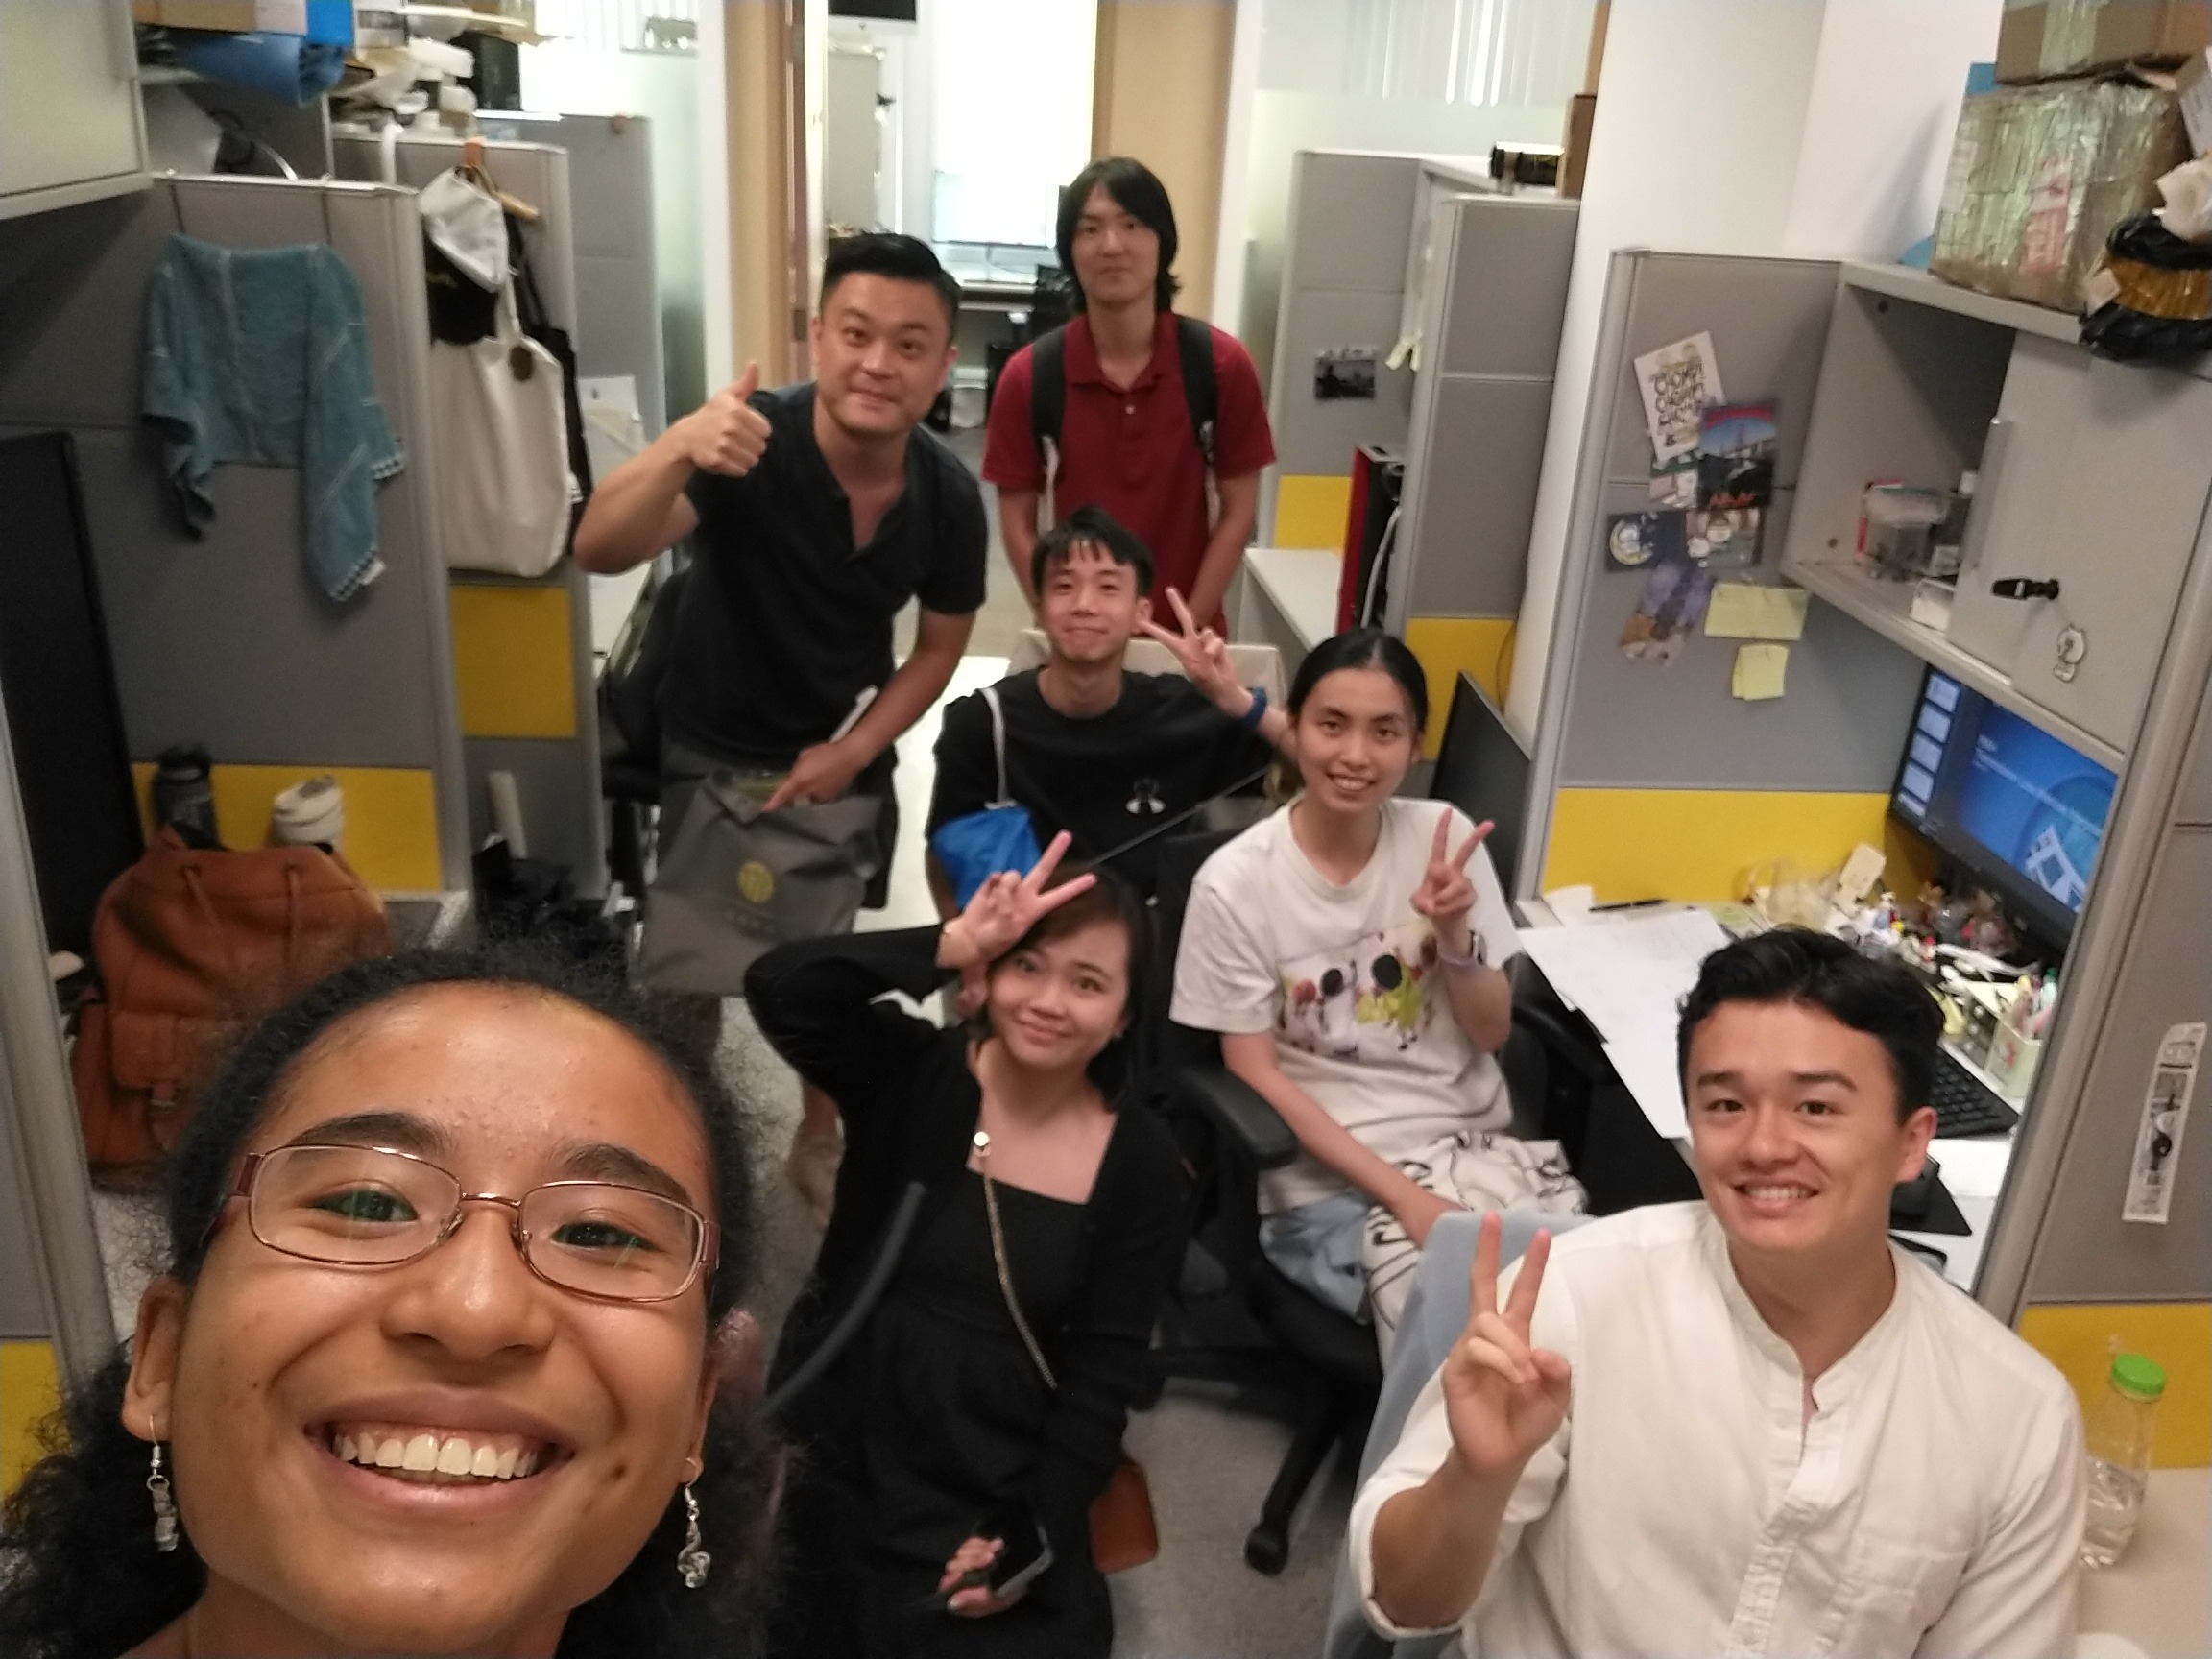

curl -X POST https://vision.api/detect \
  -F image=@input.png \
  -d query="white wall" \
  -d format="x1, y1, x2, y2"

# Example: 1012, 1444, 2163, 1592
1782, 0, 2001, 259
1504, 0, 1999, 737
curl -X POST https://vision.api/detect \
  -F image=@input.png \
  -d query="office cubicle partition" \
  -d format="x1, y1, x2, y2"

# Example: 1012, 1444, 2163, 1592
334, 133, 608, 895
0, 175, 472, 895
1520, 247, 2212, 1457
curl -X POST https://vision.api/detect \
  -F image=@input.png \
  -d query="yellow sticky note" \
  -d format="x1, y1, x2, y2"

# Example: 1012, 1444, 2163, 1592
1732, 643, 1790, 701
1705, 583, 1809, 641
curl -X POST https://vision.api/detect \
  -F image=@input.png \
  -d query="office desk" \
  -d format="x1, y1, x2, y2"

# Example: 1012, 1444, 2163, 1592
1512, 899, 2004, 1292
1235, 546, 1340, 675
2079, 1467, 2211, 1659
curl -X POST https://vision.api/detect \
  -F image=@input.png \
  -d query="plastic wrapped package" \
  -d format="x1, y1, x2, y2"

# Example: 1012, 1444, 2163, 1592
2080, 210, 2212, 358
1932, 76, 2189, 310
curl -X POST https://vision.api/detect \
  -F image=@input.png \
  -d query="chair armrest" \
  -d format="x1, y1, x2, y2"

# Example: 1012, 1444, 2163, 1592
1163, 1064, 1300, 1170
1510, 1001, 1612, 1085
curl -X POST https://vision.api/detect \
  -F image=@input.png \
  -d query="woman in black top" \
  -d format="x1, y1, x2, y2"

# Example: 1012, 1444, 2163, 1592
746, 839, 1187, 1658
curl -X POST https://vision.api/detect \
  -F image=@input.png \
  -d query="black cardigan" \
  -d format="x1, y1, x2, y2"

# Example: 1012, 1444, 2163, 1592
745, 925, 1189, 1561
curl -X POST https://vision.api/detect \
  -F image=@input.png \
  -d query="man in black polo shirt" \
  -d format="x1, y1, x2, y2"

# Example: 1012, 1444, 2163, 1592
926, 506, 1288, 909
577, 232, 984, 1220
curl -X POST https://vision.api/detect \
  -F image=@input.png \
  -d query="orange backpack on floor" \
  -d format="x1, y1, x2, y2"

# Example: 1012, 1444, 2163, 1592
72, 829, 393, 1186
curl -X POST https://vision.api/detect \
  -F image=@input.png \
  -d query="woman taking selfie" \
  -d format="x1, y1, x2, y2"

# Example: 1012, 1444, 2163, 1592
1171, 629, 1582, 1359
746, 836, 1185, 1658
0, 950, 775, 1659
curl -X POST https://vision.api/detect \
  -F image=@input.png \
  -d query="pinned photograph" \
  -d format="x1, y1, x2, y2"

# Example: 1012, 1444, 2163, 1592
1649, 453, 1698, 508
1685, 506, 1762, 571
1620, 553, 1715, 664
1314, 347, 1379, 401
1605, 510, 1688, 570
1632, 331, 1723, 462
1696, 399, 1778, 508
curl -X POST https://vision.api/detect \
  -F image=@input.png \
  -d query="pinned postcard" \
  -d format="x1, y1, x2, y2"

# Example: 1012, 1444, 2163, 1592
1705, 582, 1809, 640
1633, 331, 1723, 462
1605, 510, 1688, 570
1621, 553, 1715, 663
1685, 507, 1761, 571
1649, 454, 1699, 509
1696, 399, 1778, 508
1731, 643, 1790, 700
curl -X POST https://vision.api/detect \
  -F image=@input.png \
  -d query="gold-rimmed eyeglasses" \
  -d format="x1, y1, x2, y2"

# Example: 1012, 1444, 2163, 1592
224, 1143, 718, 1304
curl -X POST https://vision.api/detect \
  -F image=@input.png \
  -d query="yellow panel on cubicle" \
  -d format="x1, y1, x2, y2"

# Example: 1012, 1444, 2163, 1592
1273, 474, 1352, 551
448, 585, 578, 740
2018, 1302, 2211, 1467
132, 764, 443, 892
1542, 787, 1896, 903
2, 1340, 60, 1498
1406, 617, 1516, 757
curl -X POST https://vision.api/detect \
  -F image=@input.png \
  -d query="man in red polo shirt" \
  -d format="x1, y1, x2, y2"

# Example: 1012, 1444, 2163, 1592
986, 157, 1275, 631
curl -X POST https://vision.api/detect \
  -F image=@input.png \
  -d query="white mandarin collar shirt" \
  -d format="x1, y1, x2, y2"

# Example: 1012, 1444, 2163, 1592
1349, 1203, 2084, 1658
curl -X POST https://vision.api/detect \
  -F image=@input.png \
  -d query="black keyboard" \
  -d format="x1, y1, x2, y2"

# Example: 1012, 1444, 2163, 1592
1930, 1047, 2021, 1138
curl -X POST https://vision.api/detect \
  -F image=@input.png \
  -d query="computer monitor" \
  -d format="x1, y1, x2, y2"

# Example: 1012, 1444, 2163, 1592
1430, 673, 1529, 897
1887, 667, 2117, 950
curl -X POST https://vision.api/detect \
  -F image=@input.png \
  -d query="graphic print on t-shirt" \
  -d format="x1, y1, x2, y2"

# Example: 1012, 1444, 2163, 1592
1278, 915, 1441, 1060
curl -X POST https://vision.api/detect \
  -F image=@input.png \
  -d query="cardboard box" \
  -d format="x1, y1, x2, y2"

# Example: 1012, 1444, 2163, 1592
2178, 46, 2212, 149
132, 0, 355, 45
1931, 73, 2189, 309
1997, 0, 2210, 84
1561, 93, 1598, 200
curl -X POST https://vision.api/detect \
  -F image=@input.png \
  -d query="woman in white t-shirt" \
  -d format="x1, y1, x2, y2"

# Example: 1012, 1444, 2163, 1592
1171, 630, 1581, 1357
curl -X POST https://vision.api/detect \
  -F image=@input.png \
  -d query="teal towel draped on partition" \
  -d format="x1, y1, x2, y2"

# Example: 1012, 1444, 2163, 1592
143, 233, 404, 603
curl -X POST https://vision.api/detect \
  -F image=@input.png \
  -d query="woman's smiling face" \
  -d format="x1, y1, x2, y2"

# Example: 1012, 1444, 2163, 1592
123, 983, 722, 1656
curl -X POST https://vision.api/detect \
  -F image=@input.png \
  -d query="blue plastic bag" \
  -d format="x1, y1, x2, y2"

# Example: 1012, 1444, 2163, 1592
930, 803, 1043, 908
926, 685, 1041, 906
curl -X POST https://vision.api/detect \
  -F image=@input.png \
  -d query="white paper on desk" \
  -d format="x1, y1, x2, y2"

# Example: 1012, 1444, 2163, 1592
1602, 1024, 1690, 1140
1519, 909, 1733, 1139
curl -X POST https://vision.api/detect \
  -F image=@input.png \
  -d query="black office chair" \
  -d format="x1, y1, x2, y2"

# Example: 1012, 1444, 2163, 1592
597, 562, 688, 906
1138, 831, 1598, 1575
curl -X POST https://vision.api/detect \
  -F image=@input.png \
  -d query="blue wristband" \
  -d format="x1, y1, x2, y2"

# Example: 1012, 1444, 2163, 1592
1238, 686, 1268, 731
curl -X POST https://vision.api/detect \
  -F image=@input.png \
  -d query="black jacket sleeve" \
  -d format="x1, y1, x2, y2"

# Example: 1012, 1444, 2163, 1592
926, 692, 998, 840
1024, 1110, 1190, 1563
743, 926, 950, 1118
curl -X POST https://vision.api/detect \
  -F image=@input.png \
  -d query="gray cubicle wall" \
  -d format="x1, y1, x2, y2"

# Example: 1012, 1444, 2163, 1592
332, 134, 608, 894
479, 113, 666, 437
0, 687, 116, 1392
1521, 250, 1927, 902
1262, 151, 1422, 546
1392, 193, 1577, 628
0, 176, 470, 896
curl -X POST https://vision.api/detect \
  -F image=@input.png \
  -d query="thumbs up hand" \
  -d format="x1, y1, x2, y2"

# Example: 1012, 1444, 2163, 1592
679, 362, 772, 477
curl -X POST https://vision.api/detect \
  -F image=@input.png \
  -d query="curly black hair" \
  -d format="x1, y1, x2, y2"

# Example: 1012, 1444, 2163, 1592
0, 946, 778, 1659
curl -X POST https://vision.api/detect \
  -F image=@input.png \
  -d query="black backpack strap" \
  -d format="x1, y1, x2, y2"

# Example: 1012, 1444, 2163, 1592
1175, 313, 1218, 468
1028, 325, 1067, 459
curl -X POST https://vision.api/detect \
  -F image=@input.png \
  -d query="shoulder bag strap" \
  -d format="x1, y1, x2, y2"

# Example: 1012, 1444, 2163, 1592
974, 1131, 1058, 1390
981, 683, 1012, 807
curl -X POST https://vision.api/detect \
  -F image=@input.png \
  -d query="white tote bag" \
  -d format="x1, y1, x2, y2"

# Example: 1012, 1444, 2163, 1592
430, 278, 571, 577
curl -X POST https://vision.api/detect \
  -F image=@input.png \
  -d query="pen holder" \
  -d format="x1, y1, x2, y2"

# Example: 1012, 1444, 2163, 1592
1986, 1023, 2042, 1102
1960, 994, 2004, 1067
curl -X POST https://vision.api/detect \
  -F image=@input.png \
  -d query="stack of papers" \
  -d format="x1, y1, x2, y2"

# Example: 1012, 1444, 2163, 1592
1517, 908, 1734, 1138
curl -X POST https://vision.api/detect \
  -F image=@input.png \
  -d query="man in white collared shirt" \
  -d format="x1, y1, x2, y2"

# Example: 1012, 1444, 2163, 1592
1353, 928, 2084, 1657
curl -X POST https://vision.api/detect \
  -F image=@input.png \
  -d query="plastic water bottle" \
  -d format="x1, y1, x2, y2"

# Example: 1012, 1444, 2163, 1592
2080, 1352, 2165, 1568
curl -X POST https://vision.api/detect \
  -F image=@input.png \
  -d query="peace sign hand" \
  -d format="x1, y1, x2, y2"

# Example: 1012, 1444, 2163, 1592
1439, 1213, 1572, 1483
1410, 811, 1492, 944
1138, 588, 1242, 710
937, 831, 1096, 972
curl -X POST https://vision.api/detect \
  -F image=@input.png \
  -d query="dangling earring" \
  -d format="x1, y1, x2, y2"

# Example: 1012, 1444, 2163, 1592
148, 1444, 180, 1553
676, 1483, 710, 1589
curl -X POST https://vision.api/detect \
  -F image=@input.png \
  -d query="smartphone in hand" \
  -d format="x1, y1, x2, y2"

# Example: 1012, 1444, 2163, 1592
921, 1506, 1054, 1611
